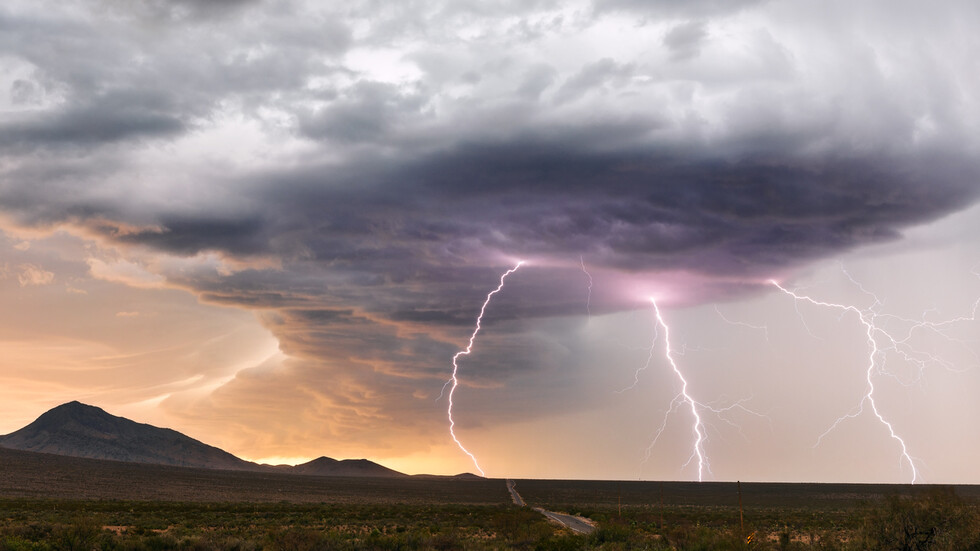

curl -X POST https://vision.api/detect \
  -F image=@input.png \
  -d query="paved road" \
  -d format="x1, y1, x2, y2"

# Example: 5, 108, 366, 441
506, 479, 595, 535
506, 479, 525, 506
533, 508, 596, 535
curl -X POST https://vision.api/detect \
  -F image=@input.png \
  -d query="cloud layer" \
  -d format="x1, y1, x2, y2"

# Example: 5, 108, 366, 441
1, 0, 978, 477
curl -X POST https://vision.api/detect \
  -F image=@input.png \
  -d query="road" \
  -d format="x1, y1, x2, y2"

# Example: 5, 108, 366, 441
506, 479, 525, 506
506, 479, 595, 535
533, 508, 597, 535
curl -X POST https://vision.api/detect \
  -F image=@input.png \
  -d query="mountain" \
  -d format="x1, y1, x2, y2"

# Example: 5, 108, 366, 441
0, 401, 405, 477
0, 401, 256, 471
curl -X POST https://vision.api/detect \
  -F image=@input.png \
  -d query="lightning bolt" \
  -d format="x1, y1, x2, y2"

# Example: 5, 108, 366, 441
446, 261, 524, 477
714, 305, 770, 342
648, 298, 708, 481
769, 278, 919, 483
580, 255, 593, 318
615, 322, 659, 394
635, 300, 769, 481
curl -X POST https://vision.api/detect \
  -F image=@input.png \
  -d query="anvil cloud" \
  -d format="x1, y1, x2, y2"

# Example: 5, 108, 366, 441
1, 0, 978, 481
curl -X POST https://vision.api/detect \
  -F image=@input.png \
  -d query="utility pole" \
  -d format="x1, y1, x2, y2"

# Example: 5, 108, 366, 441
659, 481, 665, 532
737, 480, 744, 537
618, 490, 622, 518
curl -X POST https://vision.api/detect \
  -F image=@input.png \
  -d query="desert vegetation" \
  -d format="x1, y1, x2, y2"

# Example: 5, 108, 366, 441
1, 485, 979, 550
0, 501, 562, 551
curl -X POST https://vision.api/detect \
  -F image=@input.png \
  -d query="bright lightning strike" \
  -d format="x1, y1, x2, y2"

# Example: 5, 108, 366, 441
446, 261, 524, 477
649, 298, 708, 482
636, 300, 768, 481
769, 279, 919, 483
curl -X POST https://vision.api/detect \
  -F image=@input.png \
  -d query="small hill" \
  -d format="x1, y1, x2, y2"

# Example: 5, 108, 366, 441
411, 472, 485, 480
0, 401, 255, 471
290, 456, 408, 478
451, 472, 485, 480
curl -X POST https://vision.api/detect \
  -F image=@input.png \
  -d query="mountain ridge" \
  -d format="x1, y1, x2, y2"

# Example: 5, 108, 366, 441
0, 401, 407, 478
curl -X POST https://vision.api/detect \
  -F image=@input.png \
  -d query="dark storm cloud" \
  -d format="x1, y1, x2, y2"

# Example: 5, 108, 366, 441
115, 216, 271, 256
3, 0, 980, 455
0, 89, 186, 149
0, 1, 351, 157
271, 136, 976, 281
76, 131, 979, 320
2, 0, 976, 323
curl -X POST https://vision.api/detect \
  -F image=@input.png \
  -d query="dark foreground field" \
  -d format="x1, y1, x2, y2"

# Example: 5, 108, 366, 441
2, 447, 980, 550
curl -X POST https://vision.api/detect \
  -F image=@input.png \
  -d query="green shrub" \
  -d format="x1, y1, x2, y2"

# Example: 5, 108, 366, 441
858, 487, 979, 551
666, 525, 747, 551
0, 536, 45, 551
423, 532, 462, 551
532, 535, 583, 551
51, 518, 104, 551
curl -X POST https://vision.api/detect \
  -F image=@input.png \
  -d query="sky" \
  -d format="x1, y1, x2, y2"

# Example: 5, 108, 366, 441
1, 0, 979, 484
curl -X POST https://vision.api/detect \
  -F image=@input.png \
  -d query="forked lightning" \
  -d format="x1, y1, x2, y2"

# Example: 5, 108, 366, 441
445, 261, 524, 477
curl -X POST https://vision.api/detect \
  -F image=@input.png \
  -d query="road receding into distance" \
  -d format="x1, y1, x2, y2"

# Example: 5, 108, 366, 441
507, 479, 596, 535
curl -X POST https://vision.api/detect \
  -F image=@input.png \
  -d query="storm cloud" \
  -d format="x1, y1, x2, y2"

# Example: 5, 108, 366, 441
1, 0, 978, 476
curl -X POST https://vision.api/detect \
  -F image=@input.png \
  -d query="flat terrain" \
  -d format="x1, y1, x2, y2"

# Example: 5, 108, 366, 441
510, 477, 980, 509
3, 446, 980, 549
